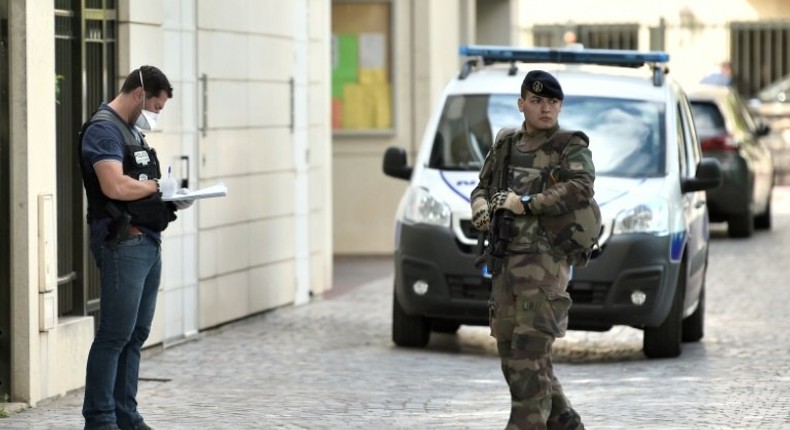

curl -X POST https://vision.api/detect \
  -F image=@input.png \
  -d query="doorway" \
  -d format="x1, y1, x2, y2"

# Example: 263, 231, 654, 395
54, 0, 117, 325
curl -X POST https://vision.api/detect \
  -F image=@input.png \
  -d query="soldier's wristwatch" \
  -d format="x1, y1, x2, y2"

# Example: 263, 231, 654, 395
520, 194, 533, 214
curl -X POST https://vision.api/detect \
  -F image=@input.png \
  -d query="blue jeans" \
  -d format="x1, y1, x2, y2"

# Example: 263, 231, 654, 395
83, 234, 161, 429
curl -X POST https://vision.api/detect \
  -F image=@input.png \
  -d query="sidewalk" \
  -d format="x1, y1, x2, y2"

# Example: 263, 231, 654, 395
1, 255, 411, 429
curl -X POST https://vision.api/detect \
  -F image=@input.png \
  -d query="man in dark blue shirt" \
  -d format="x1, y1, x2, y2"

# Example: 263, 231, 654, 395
79, 65, 191, 430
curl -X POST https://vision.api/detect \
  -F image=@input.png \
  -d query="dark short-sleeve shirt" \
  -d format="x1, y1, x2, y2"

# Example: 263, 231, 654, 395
81, 103, 161, 246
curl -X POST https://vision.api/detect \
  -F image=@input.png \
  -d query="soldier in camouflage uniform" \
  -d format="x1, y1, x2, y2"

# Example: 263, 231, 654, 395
470, 70, 594, 430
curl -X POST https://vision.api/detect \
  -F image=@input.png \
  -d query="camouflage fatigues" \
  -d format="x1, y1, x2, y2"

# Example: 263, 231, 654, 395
472, 123, 594, 430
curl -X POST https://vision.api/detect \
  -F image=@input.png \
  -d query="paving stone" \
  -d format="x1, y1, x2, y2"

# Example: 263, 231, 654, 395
5, 189, 790, 429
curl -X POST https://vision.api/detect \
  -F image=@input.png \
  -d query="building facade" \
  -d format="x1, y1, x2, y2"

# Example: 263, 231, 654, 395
2, 0, 332, 405
7, 0, 786, 408
517, 0, 790, 95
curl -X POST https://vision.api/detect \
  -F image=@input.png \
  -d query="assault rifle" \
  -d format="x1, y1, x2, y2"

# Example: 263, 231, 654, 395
474, 130, 516, 278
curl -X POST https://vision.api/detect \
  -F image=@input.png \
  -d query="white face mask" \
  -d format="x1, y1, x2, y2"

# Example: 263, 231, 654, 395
135, 69, 159, 131
135, 109, 159, 131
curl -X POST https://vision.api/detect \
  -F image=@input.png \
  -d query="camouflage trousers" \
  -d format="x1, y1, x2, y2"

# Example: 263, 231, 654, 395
489, 253, 584, 430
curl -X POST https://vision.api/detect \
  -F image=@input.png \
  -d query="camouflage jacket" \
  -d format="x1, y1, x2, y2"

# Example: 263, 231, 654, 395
470, 123, 596, 256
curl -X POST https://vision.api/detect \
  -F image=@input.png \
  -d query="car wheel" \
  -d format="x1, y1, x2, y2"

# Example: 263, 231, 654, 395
431, 320, 461, 334
682, 281, 704, 343
392, 290, 430, 347
728, 209, 754, 238
754, 198, 772, 230
643, 260, 685, 358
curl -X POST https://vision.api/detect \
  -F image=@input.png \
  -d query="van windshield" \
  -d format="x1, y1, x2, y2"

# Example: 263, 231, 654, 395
429, 94, 666, 177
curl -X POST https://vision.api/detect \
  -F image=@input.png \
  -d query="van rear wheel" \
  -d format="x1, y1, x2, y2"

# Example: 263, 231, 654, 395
728, 210, 753, 238
392, 290, 430, 347
754, 198, 772, 230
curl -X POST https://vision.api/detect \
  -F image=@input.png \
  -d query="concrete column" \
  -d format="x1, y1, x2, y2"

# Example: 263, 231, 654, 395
476, 0, 519, 46
293, 0, 311, 305
9, 0, 57, 404
459, 0, 477, 45
410, 0, 462, 154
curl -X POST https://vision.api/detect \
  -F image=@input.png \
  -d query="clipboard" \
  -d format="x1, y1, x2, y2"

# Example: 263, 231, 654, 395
161, 183, 228, 201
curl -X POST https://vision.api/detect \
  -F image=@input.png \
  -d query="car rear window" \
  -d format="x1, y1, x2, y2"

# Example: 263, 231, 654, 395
690, 101, 726, 138
429, 94, 666, 178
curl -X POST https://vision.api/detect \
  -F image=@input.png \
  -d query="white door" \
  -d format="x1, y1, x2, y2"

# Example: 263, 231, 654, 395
158, 1, 200, 346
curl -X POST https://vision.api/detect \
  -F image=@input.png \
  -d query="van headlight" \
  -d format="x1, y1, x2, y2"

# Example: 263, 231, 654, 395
612, 197, 669, 235
402, 187, 452, 227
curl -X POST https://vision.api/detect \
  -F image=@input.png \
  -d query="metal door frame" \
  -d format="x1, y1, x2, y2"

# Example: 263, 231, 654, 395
0, 0, 11, 400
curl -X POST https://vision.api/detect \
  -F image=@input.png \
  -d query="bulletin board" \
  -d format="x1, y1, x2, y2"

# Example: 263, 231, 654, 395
331, 1, 393, 132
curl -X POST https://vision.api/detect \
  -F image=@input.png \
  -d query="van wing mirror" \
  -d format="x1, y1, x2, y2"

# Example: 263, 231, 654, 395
383, 146, 413, 180
682, 157, 722, 193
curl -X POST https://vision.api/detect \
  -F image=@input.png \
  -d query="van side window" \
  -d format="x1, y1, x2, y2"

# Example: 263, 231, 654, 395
430, 95, 495, 170
678, 93, 702, 167
676, 103, 688, 177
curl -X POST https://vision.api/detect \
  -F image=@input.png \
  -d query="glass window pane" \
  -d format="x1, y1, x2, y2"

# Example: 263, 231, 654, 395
331, 2, 393, 132
428, 94, 666, 178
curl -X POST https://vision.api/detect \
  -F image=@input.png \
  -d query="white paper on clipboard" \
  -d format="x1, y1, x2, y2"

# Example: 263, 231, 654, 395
161, 183, 228, 201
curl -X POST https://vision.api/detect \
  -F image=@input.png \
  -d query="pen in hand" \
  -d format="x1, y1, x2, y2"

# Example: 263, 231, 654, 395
160, 165, 177, 197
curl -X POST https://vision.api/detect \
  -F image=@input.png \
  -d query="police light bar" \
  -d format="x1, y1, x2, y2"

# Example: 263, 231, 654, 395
459, 45, 669, 68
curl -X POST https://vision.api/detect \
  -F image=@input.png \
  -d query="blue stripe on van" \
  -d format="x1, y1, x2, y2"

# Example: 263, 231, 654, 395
440, 171, 472, 203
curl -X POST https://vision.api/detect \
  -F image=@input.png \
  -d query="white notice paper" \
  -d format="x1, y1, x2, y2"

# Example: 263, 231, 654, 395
359, 32, 385, 68
162, 183, 228, 201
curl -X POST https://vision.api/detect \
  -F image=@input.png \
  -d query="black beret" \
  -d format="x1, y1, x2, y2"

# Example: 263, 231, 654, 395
522, 70, 564, 100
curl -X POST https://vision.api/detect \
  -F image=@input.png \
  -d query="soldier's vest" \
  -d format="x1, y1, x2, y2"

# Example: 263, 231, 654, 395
492, 128, 601, 266
78, 108, 176, 232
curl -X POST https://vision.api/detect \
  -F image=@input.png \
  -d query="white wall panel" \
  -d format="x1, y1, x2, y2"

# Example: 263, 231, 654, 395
204, 81, 249, 129
250, 0, 294, 37
198, 229, 220, 280
248, 218, 297, 267
126, 25, 164, 69
197, 172, 296, 228
249, 261, 297, 311
197, 31, 250, 79
197, 0, 253, 32
247, 82, 291, 126
249, 36, 293, 81
121, 0, 163, 24
199, 128, 295, 178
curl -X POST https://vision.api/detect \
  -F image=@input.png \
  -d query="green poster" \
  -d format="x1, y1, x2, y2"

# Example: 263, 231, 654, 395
332, 34, 359, 98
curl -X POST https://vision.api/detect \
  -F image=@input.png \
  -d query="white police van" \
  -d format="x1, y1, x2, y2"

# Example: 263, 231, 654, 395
383, 46, 722, 358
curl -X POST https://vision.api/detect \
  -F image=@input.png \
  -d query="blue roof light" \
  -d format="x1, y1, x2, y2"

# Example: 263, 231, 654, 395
459, 45, 669, 68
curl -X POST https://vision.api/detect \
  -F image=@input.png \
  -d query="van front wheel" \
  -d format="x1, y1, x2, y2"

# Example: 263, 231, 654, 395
643, 260, 685, 358
392, 290, 430, 347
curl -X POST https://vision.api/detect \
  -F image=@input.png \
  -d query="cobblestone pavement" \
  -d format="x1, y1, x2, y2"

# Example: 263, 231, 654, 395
5, 189, 790, 429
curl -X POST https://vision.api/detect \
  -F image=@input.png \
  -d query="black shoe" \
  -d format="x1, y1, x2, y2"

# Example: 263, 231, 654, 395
120, 422, 153, 430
